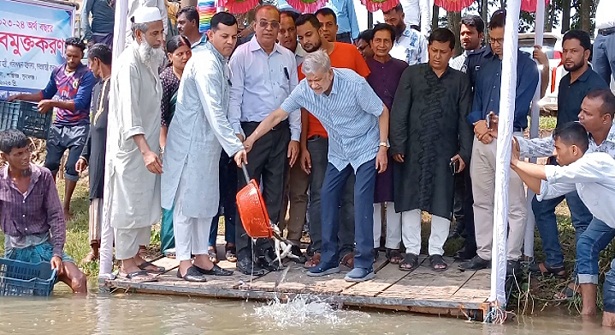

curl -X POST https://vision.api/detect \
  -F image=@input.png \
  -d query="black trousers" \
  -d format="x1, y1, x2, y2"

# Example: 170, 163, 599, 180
461, 169, 477, 256
235, 120, 290, 261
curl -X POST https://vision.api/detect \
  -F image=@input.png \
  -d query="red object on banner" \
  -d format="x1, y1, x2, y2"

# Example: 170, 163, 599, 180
434, 0, 474, 12
520, 0, 550, 12
361, 0, 400, 13
286, 0, 328, 13
221, 0, 259, 14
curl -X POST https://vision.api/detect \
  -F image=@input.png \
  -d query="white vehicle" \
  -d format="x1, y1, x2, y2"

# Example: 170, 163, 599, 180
518, 32, 564, 113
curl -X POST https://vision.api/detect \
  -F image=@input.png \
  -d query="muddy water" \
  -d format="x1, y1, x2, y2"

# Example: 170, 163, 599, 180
0, 291, 611, 335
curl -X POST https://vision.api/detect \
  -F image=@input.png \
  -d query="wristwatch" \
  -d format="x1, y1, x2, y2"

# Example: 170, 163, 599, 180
379, 141, 389, 148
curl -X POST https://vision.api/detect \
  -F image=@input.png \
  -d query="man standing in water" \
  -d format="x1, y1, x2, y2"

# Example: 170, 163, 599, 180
105, 7, 167, 281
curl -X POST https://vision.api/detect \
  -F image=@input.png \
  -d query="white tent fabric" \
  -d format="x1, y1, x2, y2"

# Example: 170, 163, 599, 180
99, 0, 129, 280
489, 0, 522, 307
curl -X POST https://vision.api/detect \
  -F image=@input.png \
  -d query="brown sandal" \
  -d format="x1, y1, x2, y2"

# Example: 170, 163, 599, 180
340, 252, 354, 268
386, 249, 403, 264
208, 247, 219, 264
304, 252, 321, 268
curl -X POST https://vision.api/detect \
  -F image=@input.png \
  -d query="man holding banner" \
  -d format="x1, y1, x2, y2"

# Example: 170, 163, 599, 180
8, 37, 96, 221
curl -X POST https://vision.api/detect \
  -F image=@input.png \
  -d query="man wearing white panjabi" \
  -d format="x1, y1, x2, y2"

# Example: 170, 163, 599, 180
105, 7, 167, 282
124, 0, 168, 48
161, 12, 248, 282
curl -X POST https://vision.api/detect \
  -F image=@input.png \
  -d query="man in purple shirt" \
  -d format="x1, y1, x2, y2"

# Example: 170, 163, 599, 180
8, 37, 96, 220
0, 129, 87, 293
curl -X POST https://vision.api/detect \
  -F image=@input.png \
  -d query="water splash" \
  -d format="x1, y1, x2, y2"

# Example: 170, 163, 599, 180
252, 295, 356, 328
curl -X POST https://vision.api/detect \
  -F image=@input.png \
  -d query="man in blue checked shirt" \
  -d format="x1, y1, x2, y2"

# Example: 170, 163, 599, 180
239, 49, 389, 282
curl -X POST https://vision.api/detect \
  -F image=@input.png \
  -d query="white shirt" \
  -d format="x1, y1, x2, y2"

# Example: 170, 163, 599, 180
537, 152, 615, 228
390, 27, 428, 66
295, 43, 307, 66
399, 0, 432, 35
229, 36, 301, 141
596, 0, 615, 30
518, 123, 615, 159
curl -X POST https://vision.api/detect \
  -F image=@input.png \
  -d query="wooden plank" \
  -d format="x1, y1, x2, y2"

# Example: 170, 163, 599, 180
341, 262, 409, 296
151, 257, 180, 275
450, 269, 490, 304
377, 255, 435, 298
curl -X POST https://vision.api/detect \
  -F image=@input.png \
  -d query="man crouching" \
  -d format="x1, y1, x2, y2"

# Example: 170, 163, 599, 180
0, 129, 87, 293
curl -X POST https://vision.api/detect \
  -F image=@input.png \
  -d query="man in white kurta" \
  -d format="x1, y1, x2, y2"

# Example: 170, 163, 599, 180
105, 7, 166, 280
124, 0, 168, 49
161, 13, 247, 282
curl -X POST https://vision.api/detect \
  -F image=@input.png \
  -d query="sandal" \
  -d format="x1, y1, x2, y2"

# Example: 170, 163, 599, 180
119, 270, 158, 283
340, 252, 354, 268
429, 254, 448, 272
529, 262, 566, 278
208, 247, 219, 264
399, 253, 419, 272
554, 283, 579, 301
225, 244, 237, 263
81, 250, 99, 264
304, 252, 321, 269
137, 261, 166, 274
386, 249, 403, 264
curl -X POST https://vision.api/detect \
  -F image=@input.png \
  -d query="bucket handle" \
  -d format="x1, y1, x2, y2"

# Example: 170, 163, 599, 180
241, 163, 251, 184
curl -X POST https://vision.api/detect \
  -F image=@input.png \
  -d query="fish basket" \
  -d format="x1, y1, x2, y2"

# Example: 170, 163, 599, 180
0, 100, 52, 139
0, 258, 57, 296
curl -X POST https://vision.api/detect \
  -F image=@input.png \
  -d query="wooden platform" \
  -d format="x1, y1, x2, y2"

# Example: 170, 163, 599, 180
103, 253, 491, 320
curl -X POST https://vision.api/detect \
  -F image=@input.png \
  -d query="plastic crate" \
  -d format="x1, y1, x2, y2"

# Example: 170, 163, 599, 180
0, 100, 52, 139
0, 258, 57, 296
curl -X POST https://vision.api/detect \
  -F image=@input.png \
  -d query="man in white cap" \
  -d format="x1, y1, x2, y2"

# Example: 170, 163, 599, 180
105, 6, 166, 281
125, 0, 168, 48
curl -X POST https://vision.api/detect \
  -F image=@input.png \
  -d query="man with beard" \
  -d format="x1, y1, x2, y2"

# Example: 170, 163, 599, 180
162, 12, 247, 282
278, 10, 306, 66
449, 15, 484, 72
295, 14, 370, 269
177, 6, 207, 49
8, 38, 96, 221
105, 7, 167, 282
76, 43, 113, 264
382, 4, 428, 65
229, 5, 300, 276
527, 30, 609, 281
390, 28, 473, 272
125, 0, 168, 48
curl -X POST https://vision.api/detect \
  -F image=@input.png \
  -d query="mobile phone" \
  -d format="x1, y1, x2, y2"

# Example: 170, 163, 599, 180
450, 160, 459, 175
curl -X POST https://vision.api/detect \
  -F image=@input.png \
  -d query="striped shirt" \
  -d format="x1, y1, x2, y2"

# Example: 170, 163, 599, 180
280, 68, 384, 171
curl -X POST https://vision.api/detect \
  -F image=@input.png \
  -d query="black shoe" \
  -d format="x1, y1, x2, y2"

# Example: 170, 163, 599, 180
454, 247, 477, 261
290, 245, 307, 264
236, 257, 267, 276
458, 256, 490, 271
507, 260, 521, 277
176, 266, 207, 282
194, 264, 234, 276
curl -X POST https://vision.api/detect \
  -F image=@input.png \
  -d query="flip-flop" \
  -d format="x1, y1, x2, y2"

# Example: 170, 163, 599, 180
386, 249, 403, 264
554, 284, 579, 301
529, 262, 567, 278
120, 270, 158, 283
208, 248, 219, 264
137, 261, 166, 274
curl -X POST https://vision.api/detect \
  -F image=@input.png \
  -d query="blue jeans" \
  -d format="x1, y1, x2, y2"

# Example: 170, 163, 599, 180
208, 151, 237, 247
576, 217, 615, 284
320, 159, 376, 270
593, 33, 615, 85
532, 191, 592, 268
603, 259, 615, 313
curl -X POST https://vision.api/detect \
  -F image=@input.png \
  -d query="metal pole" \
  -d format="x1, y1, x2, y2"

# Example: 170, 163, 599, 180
367, 11, 373, 29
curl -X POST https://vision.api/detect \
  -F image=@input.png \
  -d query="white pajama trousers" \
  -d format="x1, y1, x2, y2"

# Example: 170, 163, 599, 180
373, 202, 402, 249
401, 209, 450, 256
172, 179, 212, 262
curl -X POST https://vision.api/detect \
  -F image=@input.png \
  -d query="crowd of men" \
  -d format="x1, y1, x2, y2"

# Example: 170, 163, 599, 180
2, 0, 615, 325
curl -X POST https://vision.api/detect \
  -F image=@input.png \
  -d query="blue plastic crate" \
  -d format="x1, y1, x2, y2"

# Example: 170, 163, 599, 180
0, 258, 57, 296
0, 100, 52, 139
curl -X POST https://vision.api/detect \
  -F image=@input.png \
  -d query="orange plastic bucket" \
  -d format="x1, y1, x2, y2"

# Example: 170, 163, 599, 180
236, 164, 273, 239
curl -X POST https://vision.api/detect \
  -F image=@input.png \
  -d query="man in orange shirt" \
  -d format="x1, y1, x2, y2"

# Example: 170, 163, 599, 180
295, 14, 370, 269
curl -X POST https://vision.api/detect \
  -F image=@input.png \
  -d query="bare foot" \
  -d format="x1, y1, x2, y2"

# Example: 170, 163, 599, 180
81, 250, 99, 264
603, 312, 615, 327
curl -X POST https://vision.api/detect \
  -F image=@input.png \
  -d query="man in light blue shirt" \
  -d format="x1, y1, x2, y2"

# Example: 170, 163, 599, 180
316, 5, 359, 43
228, 5, 300, 276
240, 50, 390, 282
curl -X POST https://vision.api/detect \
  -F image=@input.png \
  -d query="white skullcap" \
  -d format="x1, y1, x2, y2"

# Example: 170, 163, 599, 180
131, 7, 162, 24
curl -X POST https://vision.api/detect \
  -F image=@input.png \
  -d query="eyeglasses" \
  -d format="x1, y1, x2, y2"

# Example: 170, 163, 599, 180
258, 20, 280, 29
489, 38, 504, 45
